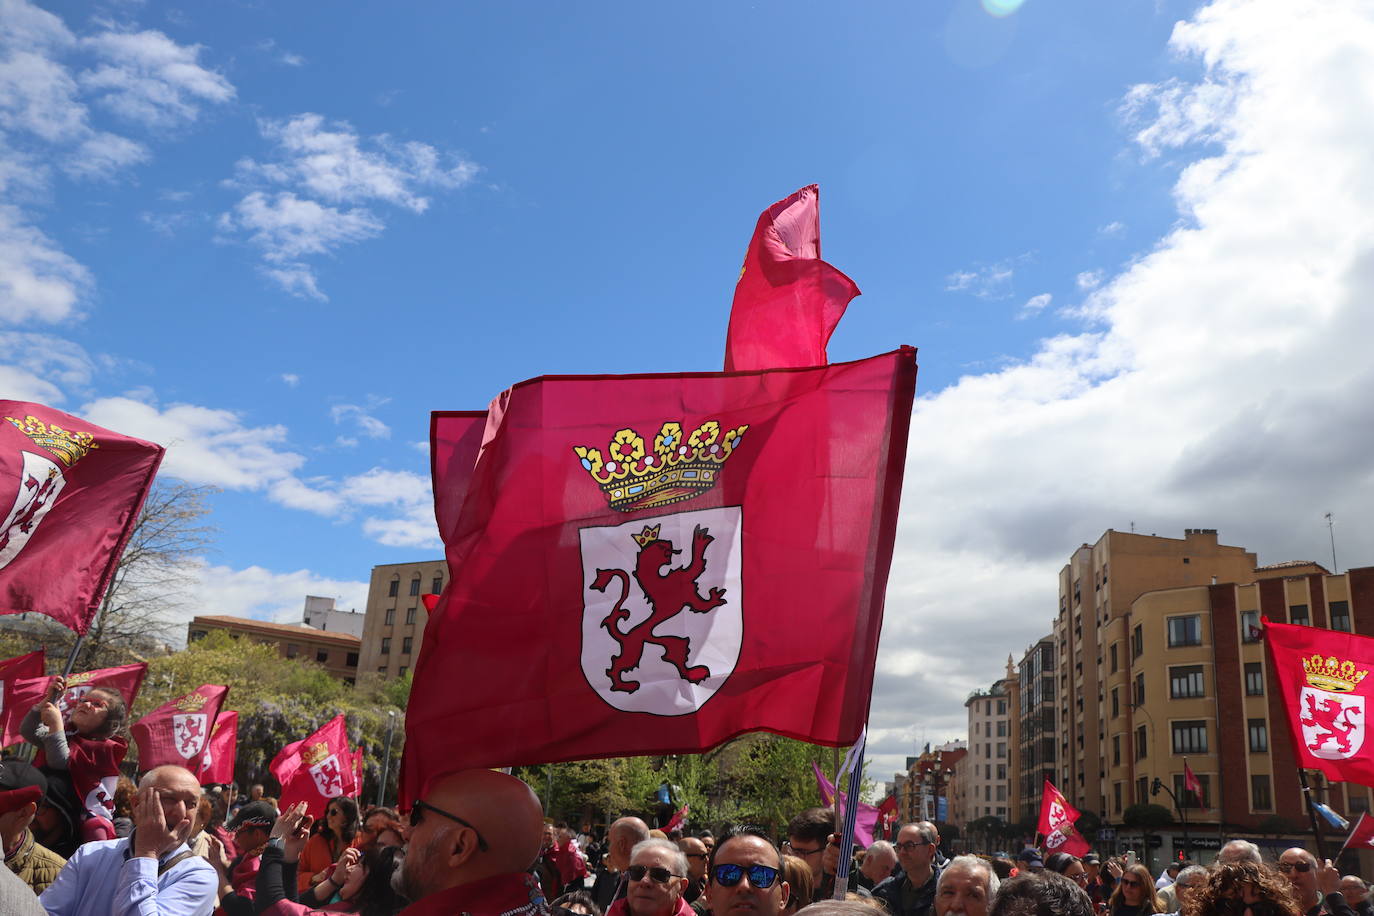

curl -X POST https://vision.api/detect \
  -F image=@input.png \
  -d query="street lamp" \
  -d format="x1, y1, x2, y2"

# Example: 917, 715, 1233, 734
1150, 776, 1191, 861
378, 710, 397, 807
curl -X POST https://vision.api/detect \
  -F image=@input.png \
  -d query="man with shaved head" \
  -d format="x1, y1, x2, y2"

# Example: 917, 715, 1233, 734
593, 816, 652, 911
41, 764, 217, 915
396, 769, 549, 915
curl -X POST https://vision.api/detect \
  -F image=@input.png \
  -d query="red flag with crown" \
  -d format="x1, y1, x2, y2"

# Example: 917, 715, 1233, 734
0, 402, 164, 634
198, 709, 238, 786
130, 685, 228, 772
2, 662, 146, 746
270, 715, 356, 817
1265, 618, 1374, 784
1039, 778, 1091, 857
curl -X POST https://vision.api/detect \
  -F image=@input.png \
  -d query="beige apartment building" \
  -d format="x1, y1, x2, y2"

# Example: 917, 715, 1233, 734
1016, 635, 1054, 823
357, 560, 449, 677
955, 660, 1017, 826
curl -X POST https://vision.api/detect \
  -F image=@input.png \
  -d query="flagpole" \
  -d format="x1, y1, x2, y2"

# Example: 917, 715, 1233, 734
1336, 812, 1364, 859
61, 635, 84, 677
833, 730, 867, 900
1298, 767, 1329, 861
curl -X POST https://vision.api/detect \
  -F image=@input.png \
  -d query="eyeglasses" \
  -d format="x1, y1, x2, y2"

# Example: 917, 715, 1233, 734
408, 800, 490, 851
713, 863, 780, 889
1278, 862, 1312, 873
75, 696, 109, 709
1120, 879, 1143, 888
628, 865, 682, 884
1069, 873, 1090, 885
894, 841, 933, 853
782, 841, 822, 857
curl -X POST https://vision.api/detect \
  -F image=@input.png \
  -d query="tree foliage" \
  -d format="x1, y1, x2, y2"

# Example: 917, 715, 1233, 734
1122, 803, 1175, 828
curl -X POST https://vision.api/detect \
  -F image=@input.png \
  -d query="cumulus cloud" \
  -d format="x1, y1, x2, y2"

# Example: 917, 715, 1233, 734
869, 0, 1374, 778
0, 205, 92, 324
78, 29, 234, 128
944, 254, 1030, 300
1075, 269, 1103, 290
1018, 292, 1052, 319
183, 561, 369, 636
330, 402, 391, 439
281, 373, 299, 387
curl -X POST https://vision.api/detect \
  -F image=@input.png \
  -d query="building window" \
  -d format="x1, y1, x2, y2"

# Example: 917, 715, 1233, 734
378, 665, 387, 673
1135, 673, 1146, 707
997, 764, 1007, 779
1174, 774, 1210, 808
399, 666, 408, 676
1248, 719, 1268, 753
1330, 601, 1351, 632
346, 652, 359, 666
1289, 604, 1310, 626
1168, 615, 1203, 647
1252, 775, 1273, 811
998, 700, 1006, 715
286, 643, 298, 658
1114, 782, 1122, 813
403, 607, 415, 625
316, 649, 328, 663
997, 742, 1006, 758
1137, 776, 1149, 803
1110, 643, 1119, 673
1133, 624, 1143, 659
1111, 688, 1120, 718
431, 575, 443, 593
381, 637, 391, 655
1241, 610, 1261, 642
1171, 720, 1208, 754
409, 578, 421, 596
1170, 665, 1206, 699
384, 609, 395, 626
1113, 735, 1121, 766
1245, 662, 1265, 696
402, 636, 413, 654
1136, 725, 1147, 759
387, 580, 399, 597
997, 720, 1008, 737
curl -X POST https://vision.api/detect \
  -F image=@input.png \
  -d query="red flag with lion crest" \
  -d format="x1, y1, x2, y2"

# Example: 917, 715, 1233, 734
131, 684, 228, 773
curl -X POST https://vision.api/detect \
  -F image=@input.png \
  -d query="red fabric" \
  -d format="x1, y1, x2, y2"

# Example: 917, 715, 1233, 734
131, 684, 229, 772
399, 871, 549, 916
3, 662, 146, 746
1182, 761, 1204, 804
199, 709, 239, 785
0, 401, 164, 634
1341, 812, 1374, 855
607, 894, 694, 916
1264, 618, 1374, 784
0, 650, 43, 724
723, 186, 860, 373
664, 805, 688, 833
1038, 778, 1091, 857
66, 735, 126, 820
270, 715, 357, 818
403, 349, 916, 802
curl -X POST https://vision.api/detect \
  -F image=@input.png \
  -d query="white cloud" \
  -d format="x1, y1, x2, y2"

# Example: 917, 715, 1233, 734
869, 0, 1374, 778
0, 331, 95, 393
281, 373, 299, 387
1075, 269, 1103, 290
943, 254, 1029, 300
187, 561, 369, 634
280, 52, 304, 68
1018, 292, 1052, 318
79, 29, 234, 128
330, 402, 390, 439
1099, 220, 1126, 237
0, 204, 91, 324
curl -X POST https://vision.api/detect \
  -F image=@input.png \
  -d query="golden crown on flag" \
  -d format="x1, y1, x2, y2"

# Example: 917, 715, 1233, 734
1303, 654, 1369, 693
5, 416, 99, 467
574, 420, 748, 513
66, 671, 94, 686
302, 741, 331, 767
632, 525, 662, 547
174, 693, 209, 712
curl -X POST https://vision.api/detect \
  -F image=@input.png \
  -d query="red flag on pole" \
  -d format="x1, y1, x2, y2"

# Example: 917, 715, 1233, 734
1264, 618, 1374, 784
197, 709, 238, 786
723, 186, 860, 372
1340, 812, 1374, 856
664, 805, 689, 833
3, 662, 147, 746
1183, 760, 1204, 806
270, 715, 356, 817
0, 650, 44, 726
0, 402, 164, 634
403, 348, 916, 804
1039, 778, 1091, 857
130, 685, 228, 772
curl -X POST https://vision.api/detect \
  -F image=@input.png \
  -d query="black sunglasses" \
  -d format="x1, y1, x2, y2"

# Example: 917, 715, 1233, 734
408, 800, 489, 851
628, 865, 682, 883
713, 863, 780, 889
1278, 862, 1312, 873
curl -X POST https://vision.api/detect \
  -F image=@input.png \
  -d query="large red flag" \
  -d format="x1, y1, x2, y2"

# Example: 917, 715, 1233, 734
130, 685, 228, 772
2, 662, 147, 746
1265, 618, 1374, 784
723, 186, 860, 373
198, 709, 238, 786
0, 402, 164, 634
403, 348, 916, 803
1039, 778, 1091, 857
270, 715, 356, 817
0, 650, 44, 736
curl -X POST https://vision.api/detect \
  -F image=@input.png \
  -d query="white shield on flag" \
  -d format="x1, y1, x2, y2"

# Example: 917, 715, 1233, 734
1047, 799, 1069, 832
0, 451, 65, 572
579, 505, 743, 716
310, 755, 345, 798
57, 685, 91, 716
1300, 686, 1366, 759
84, 775, 118, 820
173, 713, 209, 759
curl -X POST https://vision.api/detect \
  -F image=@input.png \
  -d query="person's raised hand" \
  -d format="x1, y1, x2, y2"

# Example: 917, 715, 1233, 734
1319, 860, 1341, 896
330, 846, 361, 886
133, 786, 181, 859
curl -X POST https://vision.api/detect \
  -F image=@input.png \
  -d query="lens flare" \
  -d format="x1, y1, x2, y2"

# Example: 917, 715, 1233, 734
982, 0, 1026, 16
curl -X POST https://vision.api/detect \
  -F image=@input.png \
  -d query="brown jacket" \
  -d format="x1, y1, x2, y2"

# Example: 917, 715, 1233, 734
5, 828, 67, 895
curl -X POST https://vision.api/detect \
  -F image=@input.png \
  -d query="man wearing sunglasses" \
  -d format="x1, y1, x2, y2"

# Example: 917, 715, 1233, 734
873, 822, 942, 916
604, 839, 692, 916
593, 817, 652, 912
706, 829, 790, 916
395, 769, 549, 916
1277, 848, 1352, 916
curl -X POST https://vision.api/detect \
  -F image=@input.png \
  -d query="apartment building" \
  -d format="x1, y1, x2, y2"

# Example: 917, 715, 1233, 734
186, 615, 360, 682
1017, 635, 1056, 823
357, 560, 449, 678
957, 659, 1017, 825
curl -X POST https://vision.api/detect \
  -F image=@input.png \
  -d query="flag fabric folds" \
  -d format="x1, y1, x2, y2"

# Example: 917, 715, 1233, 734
0, 650, 44, 725
270, 715, 357, 817
404, 348, 916, 803
1340, 812, 1374, 855
1038, 778, 1091, 857
0, 402, 164, 634
198, 709, 238, 786
1264, 618, 1374, 785
1183, 760, 1204, 806
130, 685, 229, 773
811, 761, 881, 848
2, 662, 147, 746
723, 186, 860, 373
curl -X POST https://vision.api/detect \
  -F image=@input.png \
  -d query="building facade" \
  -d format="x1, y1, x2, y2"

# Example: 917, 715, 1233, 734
1017, 636, 1056, 823
301, 596, 365, 637
957, 659, 1016, 826
186, 615, 360, 682
357, 560, 449, 678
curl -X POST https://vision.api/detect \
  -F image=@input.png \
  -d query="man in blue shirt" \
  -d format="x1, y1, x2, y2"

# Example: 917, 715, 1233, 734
40, 764, 217, 916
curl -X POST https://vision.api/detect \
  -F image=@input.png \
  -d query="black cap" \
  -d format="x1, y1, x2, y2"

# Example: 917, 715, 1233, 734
1016, 847, 1045, 868
227, 800, 277, 830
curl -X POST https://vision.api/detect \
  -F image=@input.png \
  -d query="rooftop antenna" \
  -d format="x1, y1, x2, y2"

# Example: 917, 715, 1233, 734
1129, 521, 1136, 533
1325, 512, 1338, 573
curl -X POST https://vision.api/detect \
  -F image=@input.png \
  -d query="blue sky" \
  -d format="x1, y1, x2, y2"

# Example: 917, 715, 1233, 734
7, 0, 1374, 778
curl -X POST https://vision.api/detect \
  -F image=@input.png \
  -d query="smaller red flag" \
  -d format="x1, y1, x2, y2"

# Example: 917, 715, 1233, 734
130, 685, 228, 772
664, 804, 689, 832
1183, 761, 1204, 806
198, 709, 238, 786
3, 662, 147, 746
0, 650, 44, 724
270, 715, 356, 818
1341, 813, 1374, 855
1038, 778, 1091, 857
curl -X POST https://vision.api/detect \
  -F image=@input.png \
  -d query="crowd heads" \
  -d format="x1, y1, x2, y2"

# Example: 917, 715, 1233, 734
935, 855, 1000, 916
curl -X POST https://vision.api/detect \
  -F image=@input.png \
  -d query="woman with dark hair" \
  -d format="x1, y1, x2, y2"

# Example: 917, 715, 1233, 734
1045, 853, 1090, 891
1181, 862, 1301, 916
552, 890, 604, 916
1110, 863, 1166, 916
299, 797, 360, 892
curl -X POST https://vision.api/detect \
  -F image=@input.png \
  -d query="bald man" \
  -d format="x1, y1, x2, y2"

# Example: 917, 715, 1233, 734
592, 816, 652, 911
396, 769, 549, 916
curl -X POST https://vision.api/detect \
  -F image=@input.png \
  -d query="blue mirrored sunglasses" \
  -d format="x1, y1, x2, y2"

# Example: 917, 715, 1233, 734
712, 863, 780, 889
